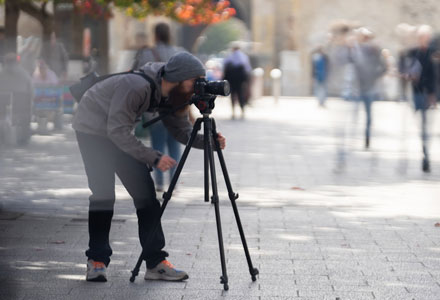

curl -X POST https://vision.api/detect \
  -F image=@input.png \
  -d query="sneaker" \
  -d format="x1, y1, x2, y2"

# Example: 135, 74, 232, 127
144, 260, 189, 281
422, 158, 431, 173
86, 259, 107, 282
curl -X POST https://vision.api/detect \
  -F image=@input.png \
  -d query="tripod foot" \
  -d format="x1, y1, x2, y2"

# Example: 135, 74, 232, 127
220, 275, 229, 290
130, 268, 139, 282
250, 268, 259, 281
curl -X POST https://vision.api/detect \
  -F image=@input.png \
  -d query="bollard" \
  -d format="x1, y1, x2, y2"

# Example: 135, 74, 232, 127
251, 68, 264, 101
270, 68, 282, 104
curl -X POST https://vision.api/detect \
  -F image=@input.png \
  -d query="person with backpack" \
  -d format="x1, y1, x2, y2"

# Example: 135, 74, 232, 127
223, 41, 252, 119
72, 52, 226, 282
404, 25, 437, 172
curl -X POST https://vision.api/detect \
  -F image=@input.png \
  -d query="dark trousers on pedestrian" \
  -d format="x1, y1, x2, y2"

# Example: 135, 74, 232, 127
75, 131, 168, 268
359, 91, 374, 144
413, 92, 430, 162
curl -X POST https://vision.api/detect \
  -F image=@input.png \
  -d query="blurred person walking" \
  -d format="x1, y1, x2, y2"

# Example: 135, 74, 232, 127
132, 23, 185, 70
430, 34, 440, 105
0, 53, 34, 146
311, 46, 329, 107
132, 22, 185, 192
396, 24, 418, 102
19, 36, 41, 75
223, 41, 252, 119
32, 59, 59, 85
381, 49, 400, 101
351, 28, 386, 149
41, 32, 69, 80
131, 32, 150, 70
403, 25, 437, 172
0, 28, 5, 63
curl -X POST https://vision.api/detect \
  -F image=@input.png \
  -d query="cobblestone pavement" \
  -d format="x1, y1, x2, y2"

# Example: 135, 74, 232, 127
1, 97, 440, 299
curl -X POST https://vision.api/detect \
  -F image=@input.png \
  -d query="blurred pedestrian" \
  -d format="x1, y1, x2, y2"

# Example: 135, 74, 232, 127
430, 34, 440, 103
381, 49, 399, 101
223, 41, 252, 119
0, 53, 34, 145
0, 27, 5, 64
403, 25, 437, 172
41, 32, 69, 80
132, 23, 185, 70
311, 46, 329, 107
396, 23, 417, 102
83, 48, 99, 75
341, 43, 359, 101
32, 59, 59, 85
351, 28, 386, 149
131, 32, 150, 70
132, 22, 185, 192
19, 36, 41, 75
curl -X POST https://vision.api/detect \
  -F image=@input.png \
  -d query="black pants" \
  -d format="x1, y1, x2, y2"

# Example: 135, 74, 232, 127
76, 131, 168, 268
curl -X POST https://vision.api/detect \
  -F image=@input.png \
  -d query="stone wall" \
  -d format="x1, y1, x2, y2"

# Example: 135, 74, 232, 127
252, 0, 440, 96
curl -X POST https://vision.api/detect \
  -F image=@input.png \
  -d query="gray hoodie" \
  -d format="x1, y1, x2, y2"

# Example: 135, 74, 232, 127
351, 43, 386, 93
72, 62, 204, 166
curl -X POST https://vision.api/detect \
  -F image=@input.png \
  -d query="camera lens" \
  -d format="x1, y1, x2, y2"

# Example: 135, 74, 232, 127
205, 80, 230, 96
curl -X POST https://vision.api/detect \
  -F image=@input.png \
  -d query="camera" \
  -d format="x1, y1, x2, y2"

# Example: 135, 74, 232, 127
192, 78, 231, 114
194, 78, 230, 96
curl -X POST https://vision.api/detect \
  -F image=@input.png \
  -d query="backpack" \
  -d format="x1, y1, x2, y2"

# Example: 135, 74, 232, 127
69, 70, 156, 103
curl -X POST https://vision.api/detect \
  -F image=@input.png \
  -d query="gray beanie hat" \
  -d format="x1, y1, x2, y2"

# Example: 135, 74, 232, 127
163, 52, 205, 82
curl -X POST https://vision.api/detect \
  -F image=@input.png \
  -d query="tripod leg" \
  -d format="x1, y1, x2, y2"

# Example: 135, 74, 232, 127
204, 116, 229, 291
204, 124, 210, 202
130, 118, 202, 282
211, 119, 259, 282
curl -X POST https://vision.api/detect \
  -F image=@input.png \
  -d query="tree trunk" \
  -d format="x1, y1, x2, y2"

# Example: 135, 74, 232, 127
18, 1, 54, 43
41, 3, 54, 42
97, 20, 109, 74
4, 0, 20, 53
71, 6, 84, 57
179, 25, 207, 53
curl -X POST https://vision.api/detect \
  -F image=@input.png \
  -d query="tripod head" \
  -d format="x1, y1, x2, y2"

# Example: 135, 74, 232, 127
191, 94, 218, 114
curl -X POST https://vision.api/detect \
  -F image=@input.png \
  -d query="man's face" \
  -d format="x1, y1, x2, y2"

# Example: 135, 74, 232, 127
418, 33, 431, 49
180, 78, 197, 94
168, 78, 198, 108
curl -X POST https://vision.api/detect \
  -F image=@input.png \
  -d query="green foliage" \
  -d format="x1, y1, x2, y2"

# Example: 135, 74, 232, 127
197, 18, 246, 55
1, 1, 235, 25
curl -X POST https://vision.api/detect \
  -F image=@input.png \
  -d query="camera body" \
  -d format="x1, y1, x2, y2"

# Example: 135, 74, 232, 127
194, 78, 230, 97
192, 78, 230, 113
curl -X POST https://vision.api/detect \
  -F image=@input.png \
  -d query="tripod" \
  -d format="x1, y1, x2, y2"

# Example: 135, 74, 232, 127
129, 96, 259, 290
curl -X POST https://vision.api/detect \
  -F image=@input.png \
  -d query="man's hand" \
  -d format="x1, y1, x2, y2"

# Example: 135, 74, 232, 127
156, 155, 177, 172
217, 132, 226, 150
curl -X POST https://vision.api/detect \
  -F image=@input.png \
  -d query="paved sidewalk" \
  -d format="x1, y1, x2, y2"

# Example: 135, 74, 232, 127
1, 97, 440, 299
